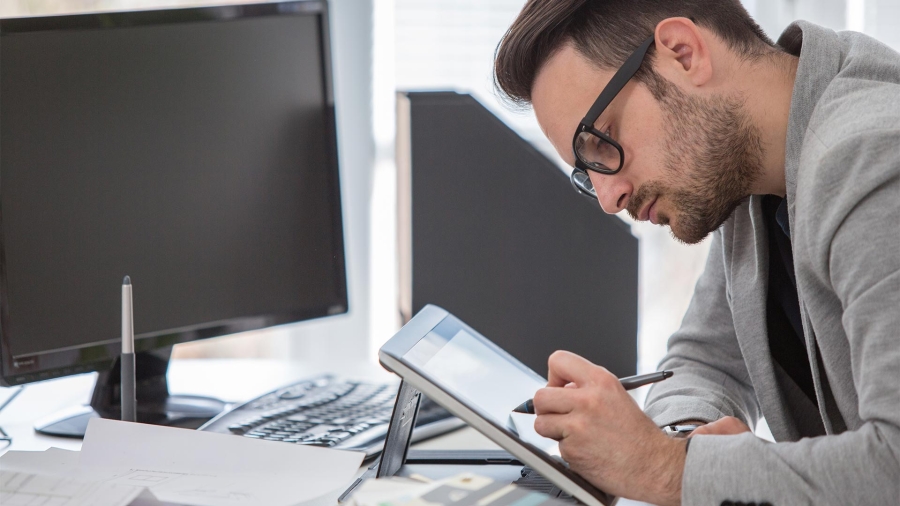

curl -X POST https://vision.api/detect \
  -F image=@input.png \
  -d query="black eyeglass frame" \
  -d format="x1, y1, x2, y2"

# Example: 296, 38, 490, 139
571, 35, 655, 199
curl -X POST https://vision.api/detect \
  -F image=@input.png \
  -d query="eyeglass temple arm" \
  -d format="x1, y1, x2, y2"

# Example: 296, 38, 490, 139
581, 35, 656, 126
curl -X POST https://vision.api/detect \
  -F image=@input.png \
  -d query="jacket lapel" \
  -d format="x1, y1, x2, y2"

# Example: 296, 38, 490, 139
781, 21, 847, 434
727, 197, 799, 441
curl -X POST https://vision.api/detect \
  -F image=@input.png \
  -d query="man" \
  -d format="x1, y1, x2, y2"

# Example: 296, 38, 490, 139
492, 1, 899, 505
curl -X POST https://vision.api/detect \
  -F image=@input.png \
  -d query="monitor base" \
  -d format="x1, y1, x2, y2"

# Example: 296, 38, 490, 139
34, 395, 228, 438
34, 347, 228, 438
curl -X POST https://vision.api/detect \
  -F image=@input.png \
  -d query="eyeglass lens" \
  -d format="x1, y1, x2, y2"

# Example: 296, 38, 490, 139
570, 169, 597, 199
575, 130, 621, 173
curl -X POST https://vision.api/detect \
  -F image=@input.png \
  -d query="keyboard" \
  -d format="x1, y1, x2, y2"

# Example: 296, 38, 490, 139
199, 375, 465, 458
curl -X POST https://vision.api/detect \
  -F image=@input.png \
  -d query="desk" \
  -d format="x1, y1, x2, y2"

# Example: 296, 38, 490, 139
0, 358, 650, 506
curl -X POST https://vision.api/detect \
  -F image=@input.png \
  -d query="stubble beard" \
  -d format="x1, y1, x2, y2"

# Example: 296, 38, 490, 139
627, 77, 765, 245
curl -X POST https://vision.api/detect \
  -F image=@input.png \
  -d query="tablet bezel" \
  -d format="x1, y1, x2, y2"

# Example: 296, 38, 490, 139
379, 304, 615, 506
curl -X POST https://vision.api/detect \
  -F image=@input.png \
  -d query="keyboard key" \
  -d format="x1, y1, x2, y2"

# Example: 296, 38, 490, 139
279, 389, 306, 400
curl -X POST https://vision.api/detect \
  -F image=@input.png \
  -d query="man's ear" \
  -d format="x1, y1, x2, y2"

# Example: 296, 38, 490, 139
653, 17, 712, 88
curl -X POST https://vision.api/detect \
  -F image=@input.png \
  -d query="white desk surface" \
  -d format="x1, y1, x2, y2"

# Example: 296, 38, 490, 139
0, 358, 650, 505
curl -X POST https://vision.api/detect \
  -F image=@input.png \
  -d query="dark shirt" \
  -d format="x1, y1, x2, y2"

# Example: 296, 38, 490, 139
763, 196, 847, 437
762, 196, 819, 407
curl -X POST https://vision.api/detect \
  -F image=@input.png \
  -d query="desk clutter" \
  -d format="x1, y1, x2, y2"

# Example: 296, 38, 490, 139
0, 418, 363, 506
347, 473, 572, 506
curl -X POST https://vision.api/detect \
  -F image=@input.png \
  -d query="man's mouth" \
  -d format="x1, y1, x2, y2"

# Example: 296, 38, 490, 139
639, 196, 658, 222
648, 197, 660, 225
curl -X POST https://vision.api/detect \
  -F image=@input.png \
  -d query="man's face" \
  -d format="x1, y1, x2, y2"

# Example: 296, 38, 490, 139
532, 44, 763, 244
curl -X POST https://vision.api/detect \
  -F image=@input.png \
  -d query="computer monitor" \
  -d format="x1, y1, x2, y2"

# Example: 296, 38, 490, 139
0, 1, 347, 436
397, 92, 638, 379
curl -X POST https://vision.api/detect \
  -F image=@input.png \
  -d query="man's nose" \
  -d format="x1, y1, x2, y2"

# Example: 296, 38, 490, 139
590, 171, 632, 214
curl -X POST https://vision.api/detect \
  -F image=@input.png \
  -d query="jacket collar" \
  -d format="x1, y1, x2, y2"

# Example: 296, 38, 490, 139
776, 21, 849, 434
778, 21, 844, 216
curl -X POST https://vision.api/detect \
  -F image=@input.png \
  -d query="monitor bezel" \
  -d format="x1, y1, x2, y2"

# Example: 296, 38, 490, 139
0, 0, 347, 386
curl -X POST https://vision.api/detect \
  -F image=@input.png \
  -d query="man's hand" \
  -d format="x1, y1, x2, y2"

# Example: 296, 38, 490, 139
689, 416, 751, 437
532, 351, 686, 506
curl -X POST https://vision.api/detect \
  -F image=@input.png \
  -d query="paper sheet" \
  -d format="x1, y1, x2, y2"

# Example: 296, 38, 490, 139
0, 447, 81, 475
0, 470, 148, 506
507, 412, 561, 456
1, 419, 365, 506
77, 418, 364, 506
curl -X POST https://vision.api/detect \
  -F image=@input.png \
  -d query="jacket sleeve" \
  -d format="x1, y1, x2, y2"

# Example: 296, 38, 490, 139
643, 229, 761, 429
679, 131, 900, 505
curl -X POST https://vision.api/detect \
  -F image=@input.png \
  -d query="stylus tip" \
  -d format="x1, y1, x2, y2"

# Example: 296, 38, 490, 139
512, 399, 535, 414
123, 275, 131, 285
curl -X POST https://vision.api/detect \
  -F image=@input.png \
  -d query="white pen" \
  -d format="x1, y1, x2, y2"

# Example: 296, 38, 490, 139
121, 275, 136, 422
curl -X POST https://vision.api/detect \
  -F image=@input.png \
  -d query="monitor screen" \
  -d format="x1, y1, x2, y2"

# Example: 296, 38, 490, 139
399, 92, 638, 380
0, 2, 346, 384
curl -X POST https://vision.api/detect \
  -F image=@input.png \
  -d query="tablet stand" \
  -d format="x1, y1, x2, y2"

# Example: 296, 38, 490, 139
378, 379, 423, 477
338, 380, 522, 502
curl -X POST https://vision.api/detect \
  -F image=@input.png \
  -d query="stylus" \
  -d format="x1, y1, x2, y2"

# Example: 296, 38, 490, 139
512, 370, 674, 414
121, 275, 137, 423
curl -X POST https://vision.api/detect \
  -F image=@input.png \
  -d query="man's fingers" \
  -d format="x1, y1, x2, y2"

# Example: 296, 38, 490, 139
532, 386, 580, 415
546, 350, 600, 387
533, 413, 568, 440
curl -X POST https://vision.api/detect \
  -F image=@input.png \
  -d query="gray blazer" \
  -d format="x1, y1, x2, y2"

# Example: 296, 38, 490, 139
643, 21, 900, 505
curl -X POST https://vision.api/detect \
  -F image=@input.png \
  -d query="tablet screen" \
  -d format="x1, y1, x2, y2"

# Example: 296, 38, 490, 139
402, 316, 547, 432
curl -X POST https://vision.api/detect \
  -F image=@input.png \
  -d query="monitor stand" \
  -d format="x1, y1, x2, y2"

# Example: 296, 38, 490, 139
34, 347, 228, 438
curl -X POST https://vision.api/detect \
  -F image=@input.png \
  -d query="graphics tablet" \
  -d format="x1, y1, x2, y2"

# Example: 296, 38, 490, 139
379, 305, 615, 506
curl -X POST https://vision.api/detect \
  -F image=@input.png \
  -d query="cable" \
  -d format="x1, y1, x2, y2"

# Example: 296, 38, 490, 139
0, 386, 23, 414
0, 386, 25, 449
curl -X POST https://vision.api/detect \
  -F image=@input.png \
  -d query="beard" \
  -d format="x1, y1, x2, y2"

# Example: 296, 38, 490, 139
626, 76, 765, 245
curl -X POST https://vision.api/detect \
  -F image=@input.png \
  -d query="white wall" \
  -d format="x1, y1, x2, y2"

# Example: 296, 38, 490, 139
865, 0, 900, 48
749, 0, 900, 51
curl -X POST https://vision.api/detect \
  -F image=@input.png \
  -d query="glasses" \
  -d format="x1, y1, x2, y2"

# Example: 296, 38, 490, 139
571, 35, 655, 199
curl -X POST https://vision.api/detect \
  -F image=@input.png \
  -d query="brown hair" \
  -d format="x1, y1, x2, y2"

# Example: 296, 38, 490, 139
493, 0, 774, 108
